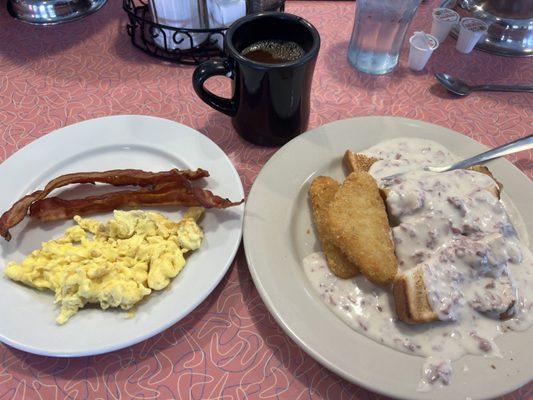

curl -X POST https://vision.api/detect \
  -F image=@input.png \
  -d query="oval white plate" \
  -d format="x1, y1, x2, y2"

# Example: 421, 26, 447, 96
243, 116, 532, 400
0, 115, 244, 357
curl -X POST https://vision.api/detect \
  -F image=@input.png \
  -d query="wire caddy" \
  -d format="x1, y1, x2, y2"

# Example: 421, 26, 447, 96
123, 0, 286, 65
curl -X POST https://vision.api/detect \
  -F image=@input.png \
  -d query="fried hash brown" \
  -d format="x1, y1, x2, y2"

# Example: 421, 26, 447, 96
309, 177, 359, 278
327, 172, 397, 285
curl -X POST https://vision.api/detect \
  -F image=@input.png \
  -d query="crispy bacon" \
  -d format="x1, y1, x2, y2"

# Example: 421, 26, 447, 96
0, 169, 209, 240
29, 184, 243, 222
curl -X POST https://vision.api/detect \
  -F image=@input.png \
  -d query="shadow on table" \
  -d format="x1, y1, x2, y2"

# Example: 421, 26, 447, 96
514, 158, 533, 174
234, 250, 393, 400
0, 0, 117, 64
322, 40, 408, 92
0, 0, 195, 86
428, 82, 461, 100
323, 38, 533, 115
197, 111, 247, 148
425, 42, 533, 112
111, 23, 195, 71
429, 45, 529, 85
2, 252, 229, 386
428, 80, 533, 116
196, 111, 279, 171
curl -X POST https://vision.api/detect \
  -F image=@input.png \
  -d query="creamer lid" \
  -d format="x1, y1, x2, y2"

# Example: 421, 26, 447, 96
411, 31, 439, 51
433, 8, 459, 23
461, 17, 488, 32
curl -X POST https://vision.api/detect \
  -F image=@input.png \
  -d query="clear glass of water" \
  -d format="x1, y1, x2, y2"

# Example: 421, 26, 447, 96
347, 0, 422, 75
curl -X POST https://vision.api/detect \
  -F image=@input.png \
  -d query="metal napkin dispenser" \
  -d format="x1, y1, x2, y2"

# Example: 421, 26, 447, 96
8, 0, 108, 25
444, 0, 533, 56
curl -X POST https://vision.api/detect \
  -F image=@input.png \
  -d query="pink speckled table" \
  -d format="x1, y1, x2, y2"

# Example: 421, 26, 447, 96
0, 0, 532, 399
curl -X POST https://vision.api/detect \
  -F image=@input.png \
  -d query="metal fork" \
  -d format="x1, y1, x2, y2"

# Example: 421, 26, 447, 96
381, 134, 533, 183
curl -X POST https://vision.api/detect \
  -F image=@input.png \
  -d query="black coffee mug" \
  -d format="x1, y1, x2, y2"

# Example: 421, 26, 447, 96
192, 12, 320, 146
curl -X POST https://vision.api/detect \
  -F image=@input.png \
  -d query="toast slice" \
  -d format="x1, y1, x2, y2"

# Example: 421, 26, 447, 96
343, 150, 502, 198
393, 266, 438, 324
467, 165, 502, 197
309, 176, 359, 278
394, 264, 517, 324
343, 150, 378, 174
327, 172, 397, 285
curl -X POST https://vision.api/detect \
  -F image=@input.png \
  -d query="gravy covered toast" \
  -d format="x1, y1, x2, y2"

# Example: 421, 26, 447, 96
343, 150, 502, 198
344, 150, 506, 324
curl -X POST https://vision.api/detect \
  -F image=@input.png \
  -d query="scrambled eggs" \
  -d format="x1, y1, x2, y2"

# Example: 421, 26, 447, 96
4, 208, 204, 324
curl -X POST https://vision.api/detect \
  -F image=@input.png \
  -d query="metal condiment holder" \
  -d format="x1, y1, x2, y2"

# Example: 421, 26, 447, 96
123, 0, 286, 65
440, 0, 533, 57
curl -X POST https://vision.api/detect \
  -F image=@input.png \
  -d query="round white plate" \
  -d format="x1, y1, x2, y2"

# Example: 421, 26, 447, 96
243, 116, 533, 400
0, 115, 244, 357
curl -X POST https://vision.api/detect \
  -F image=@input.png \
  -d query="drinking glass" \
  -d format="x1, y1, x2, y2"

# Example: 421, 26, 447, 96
347, 0, 422, 75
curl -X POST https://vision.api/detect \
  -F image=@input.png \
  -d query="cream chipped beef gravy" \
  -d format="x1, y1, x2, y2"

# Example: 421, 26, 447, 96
303, 138, 533, 390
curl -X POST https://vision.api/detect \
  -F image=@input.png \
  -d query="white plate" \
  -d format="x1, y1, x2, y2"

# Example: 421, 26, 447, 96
243, 116, 533, 400
0, 115, 244, 357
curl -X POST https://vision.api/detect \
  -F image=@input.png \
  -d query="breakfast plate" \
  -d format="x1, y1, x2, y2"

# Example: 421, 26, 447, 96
0, 115, 244, 357
243, 116, 533, 400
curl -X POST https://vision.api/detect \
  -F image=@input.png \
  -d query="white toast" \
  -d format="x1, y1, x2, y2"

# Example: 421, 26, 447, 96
393, 266, 438, 324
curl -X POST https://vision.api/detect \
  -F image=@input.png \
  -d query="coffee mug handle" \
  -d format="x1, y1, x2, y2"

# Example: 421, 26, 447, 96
192, 58, 237, 117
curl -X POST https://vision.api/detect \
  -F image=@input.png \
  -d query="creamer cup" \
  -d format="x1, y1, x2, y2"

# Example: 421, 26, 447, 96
408, 32, 439, 71
430, 8, 460, 43
456, 17, 488, 54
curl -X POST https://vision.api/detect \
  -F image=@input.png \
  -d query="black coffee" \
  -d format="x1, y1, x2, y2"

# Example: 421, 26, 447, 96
241, 40, 305, 64
192, 12, 320, 146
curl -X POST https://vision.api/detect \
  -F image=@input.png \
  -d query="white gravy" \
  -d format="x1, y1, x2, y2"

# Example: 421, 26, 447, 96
303, 138, 533, 390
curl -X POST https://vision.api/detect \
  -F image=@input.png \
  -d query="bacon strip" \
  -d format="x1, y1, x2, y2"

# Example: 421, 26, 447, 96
0, 169, 209, 240
29, 184, 243, 222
